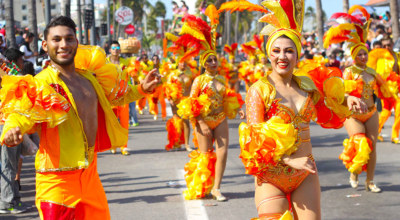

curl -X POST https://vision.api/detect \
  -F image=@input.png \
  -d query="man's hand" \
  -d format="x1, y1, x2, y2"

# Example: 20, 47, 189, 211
3, 127, 23, 146
142, 69, 161, 93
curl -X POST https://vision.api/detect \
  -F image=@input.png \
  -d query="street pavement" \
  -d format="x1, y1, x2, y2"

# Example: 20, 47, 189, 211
2, 105, 399, 220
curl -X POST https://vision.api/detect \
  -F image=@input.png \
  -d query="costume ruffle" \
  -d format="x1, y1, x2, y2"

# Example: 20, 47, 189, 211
238, 117, 298, 175
224, 89, 244, 119
177, 94, 211, 119
74, 44, 129, 102
0, 75, 70, 128
340, 134, 372, 174
164, 78, 183, 103
301, 66, 350, 128
251, 210, 293, 220
165, 116, 184, 151
183, 149, 216, 200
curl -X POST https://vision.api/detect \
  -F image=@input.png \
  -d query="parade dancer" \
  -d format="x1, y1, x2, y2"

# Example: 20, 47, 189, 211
367, 36, 400, 143
324, 5, 392, 193
0, 16, 160, 219
175, 6, 245, 201
107, 40, 131, 155
223, 43, 240, 93
218, 0, 367, 218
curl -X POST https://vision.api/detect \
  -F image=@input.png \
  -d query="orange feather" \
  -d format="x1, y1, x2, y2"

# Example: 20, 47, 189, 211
217, 0, 269, 14
205, 4, 219, 26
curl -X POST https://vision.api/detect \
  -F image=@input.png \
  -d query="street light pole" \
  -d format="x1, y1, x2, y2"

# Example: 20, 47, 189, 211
107, 0, 111, 44
90, 0, 96, 45
45, 0, 51, 24
77, 0, 83, 43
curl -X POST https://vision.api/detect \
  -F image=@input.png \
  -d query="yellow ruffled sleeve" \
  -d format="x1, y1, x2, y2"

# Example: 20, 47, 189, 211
223, 89, 244, 119
238, 117, 298, 175
74, 44, 144, 105
177, 94, 211, 119
0, 75, 71, 143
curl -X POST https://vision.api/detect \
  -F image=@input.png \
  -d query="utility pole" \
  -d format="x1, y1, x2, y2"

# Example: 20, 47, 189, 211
77, 0, 83, 43
45, 0, 51, 24
90, 0, 96, 45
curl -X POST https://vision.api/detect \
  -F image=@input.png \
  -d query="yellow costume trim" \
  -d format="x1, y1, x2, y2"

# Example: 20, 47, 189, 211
183, 150, 216, 200
266, 29, 302, 59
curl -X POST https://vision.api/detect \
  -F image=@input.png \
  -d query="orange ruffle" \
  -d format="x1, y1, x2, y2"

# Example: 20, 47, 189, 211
165, 116, 185, 151
183, 149, 216, 200
224, 89, 244, 119
238, 117, 297, 175
339, 133, 372, 174
306, 66, 350, 129
0, 75, 70, 128
177, 94, 211, 119
164, 79, 183, 103
74, 45, 129, 102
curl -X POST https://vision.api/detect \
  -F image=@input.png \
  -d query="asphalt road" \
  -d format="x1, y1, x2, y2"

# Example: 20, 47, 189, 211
2, 105, 399, 220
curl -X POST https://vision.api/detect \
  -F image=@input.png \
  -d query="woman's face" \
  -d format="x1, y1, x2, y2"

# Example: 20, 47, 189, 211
204, 55, 218, 74
355, 49, 368, 67
269, 37, 297, 77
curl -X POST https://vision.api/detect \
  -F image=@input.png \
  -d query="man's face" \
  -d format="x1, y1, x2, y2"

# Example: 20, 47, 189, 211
42, 26, 78, 66
110, 44, 120, 56
152, 56, 159, 65
382, 40, 393, 50
142, 55, 148, 63
16, 57, 24, 71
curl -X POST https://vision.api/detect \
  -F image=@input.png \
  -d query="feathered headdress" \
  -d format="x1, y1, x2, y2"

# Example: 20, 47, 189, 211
218, 0, 305, 59
241, 42, 257, 60
169, 5, 220, 67
224, 43, 238, 60
323, 5, 370, 60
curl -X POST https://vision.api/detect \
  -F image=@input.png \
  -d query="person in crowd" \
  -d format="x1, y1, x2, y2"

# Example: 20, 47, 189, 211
0, 16, 160, 219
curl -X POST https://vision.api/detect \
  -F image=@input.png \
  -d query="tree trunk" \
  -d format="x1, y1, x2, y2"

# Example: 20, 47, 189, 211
5, 0, 16, 48
28, 0, 38, 53
390, 0, 400, 41
225, 11, 231, 45
343, 0, 349, 13
315, 0, 324, 50
235, 11, 239, 44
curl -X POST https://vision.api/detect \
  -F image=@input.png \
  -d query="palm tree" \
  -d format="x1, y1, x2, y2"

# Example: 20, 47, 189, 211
343, 0, 349, 13
4, 0, 16, 48
390, 0, 400, 41
29, 0, 38, 53
315, 0, 324, 50
234, 11, 239, 43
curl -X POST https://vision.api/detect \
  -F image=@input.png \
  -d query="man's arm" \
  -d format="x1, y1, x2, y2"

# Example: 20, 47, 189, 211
1, 113, 35, 146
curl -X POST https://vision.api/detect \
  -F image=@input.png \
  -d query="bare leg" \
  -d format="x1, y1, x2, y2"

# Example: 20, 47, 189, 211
365, 112, 379, 183
183, 119, 190, 149
212, 119, 228, 190
195, 123, 213, 153
291, 174, 321, 220
255, 181, 288, 216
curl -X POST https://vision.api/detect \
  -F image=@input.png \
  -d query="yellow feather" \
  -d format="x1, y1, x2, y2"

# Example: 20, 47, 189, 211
179, 23, 205, 41
205, 5, 219, 26
217, 0, 269, 14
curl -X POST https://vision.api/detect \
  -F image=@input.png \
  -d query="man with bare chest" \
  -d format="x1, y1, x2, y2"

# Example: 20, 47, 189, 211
0, 16, 160, 220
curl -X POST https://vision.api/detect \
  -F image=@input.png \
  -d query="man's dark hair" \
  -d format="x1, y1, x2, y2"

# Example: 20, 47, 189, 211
141, 54, 148, 60
373, 41, 382, 47
111, 40, 120, 46
4, 48, 24, 63
382, 35, 393, 43
152, 54, 159, 60
23, 61, 35, 75
44, 16, 76, 40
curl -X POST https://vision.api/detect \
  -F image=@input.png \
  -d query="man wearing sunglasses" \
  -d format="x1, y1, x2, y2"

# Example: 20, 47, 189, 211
107, 41, 132, 155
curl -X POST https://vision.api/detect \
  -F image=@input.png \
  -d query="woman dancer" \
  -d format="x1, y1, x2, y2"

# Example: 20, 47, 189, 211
176, 6, 245, 201
324, 5, 392, 192
217, 0, 367, 218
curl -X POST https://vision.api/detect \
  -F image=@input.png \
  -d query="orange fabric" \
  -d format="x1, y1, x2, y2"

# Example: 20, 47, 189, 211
165, 116, 185, 151
204, 112, 226, 129
351, 106, 377, 123
113, 104, 129, 149
392, 101, 400, 139
137, 98, 147, 111
36, 155, 110, 220
340, 133, 372, 174
256, 157, 314, 194
378, 109, 391, 134
36, 124, 60, 170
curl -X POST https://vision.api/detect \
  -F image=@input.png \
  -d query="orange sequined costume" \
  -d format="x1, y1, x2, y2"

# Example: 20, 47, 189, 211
368, 48, 400, 142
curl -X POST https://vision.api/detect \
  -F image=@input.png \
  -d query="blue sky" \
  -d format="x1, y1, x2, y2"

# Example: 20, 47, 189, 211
95, 0, 390, 20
